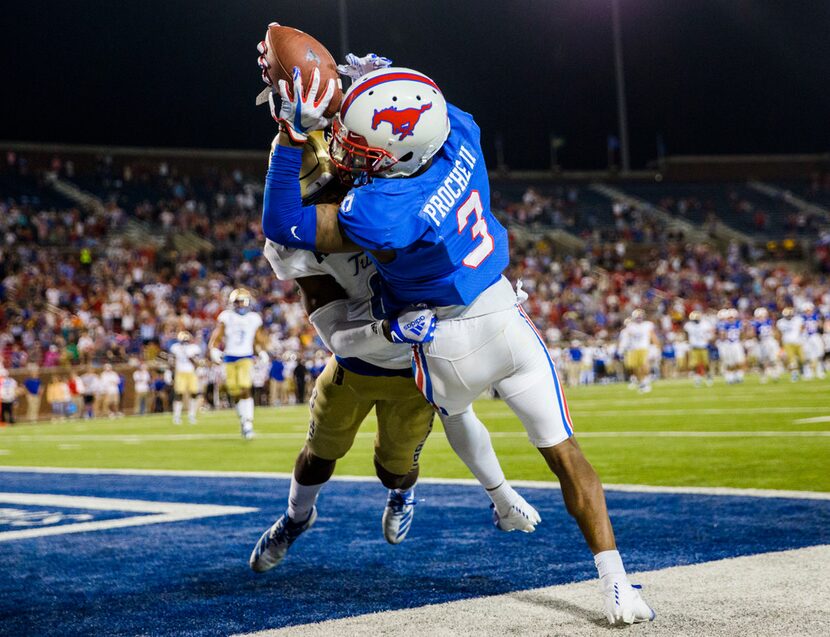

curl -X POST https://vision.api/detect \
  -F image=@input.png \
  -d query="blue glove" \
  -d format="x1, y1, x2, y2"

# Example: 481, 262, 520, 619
388, 308, 437, 344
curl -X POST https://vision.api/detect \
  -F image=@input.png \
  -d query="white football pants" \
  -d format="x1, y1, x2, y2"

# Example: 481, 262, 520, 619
413, 278, 574, 448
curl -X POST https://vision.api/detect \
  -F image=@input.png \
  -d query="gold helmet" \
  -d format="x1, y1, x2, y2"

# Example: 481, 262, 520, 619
689, 310, 702, 322
782, 307, 794, 318
631, 308, 645, 322
270, 131, 349, 205
177, 330, 192, 342
229, 288, 253, 314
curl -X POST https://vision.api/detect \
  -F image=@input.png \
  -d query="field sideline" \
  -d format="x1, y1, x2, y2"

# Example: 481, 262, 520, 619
2, 376, 829, 492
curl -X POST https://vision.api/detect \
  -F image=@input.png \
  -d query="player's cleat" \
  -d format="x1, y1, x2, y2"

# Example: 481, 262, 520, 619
491, 495, 541, 533
600, 577, 656, 625
382, 488, 416, 544
241, 422, 254, 439
249, 508, 317, 573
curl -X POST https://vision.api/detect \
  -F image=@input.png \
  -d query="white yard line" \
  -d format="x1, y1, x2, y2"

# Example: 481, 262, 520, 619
0, 492, 255, 542
232, 545, 830, 637
3, 430, 828, 444
1, 466, 828, 501
793, 415, 830, 424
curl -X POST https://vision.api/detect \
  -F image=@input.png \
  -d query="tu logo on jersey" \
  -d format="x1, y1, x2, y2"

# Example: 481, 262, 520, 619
372, 103, 432, 140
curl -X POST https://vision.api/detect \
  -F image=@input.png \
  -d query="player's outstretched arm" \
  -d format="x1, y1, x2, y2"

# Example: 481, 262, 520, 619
262, 131, 361, 254
208, 323, 225, 364
261, 66, 361, 254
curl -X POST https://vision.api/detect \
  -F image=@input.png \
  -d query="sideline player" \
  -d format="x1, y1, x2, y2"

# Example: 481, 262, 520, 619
777, 307, 804, 382
621, 309, 660, 393
683, 311, 713, 386
801, 302, 825, 380
208, 289, 269, 438
751, 308, 781, 383
169, 330, 202, 425
250, 132, 539, 572
256, 51, 653, 624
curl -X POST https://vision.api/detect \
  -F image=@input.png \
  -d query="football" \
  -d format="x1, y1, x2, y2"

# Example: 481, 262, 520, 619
258, 23, 343, 117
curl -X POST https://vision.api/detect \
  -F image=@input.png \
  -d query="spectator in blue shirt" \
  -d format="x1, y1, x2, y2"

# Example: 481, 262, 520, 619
269, 358, 284, 406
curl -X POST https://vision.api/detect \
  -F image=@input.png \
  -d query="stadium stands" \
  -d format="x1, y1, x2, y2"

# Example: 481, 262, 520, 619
3, 146, 830, 417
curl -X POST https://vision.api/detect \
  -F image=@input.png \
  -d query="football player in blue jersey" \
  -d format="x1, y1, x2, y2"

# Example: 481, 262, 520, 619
256, 49, 653, 625
249, 132, 540, 574
751, 307, 781, 383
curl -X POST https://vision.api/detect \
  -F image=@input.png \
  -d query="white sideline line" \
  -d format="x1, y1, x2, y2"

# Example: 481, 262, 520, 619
0, 492, 256, 542
234, 545, 830, 637
5, 430, 830, 443
1, 466, 829, 501
793, 416, 830, 424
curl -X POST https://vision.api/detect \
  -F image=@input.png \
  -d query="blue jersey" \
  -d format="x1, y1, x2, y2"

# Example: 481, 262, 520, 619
752, 318, 774, 339
803, 311, 821, 335
338, 104, 508, 311
719, 320, 742, 343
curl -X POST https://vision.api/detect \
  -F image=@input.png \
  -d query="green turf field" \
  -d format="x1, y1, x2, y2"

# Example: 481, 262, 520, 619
2, 377, 829, 491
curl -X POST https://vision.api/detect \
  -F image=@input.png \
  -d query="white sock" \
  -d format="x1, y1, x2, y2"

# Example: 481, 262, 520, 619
239, 397, 254, 425
595, 549, 626, 582
287, 477, 323, 522
440, 407, 506, 489
188, 399, 197, 421
173, 400, 182, 421
486, 481, 520, 517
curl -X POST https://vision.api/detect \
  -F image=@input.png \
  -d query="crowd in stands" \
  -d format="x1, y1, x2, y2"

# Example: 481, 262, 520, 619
3, 151, 830, 420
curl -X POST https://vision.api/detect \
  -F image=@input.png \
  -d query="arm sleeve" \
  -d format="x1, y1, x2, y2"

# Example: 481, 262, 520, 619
262, 143, 318, 250
308, 299, 391, 359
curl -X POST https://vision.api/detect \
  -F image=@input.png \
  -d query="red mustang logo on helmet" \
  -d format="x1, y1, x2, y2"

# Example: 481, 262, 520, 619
371, 103, 432, 141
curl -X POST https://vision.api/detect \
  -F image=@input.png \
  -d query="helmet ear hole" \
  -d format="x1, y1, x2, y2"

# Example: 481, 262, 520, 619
398, 151, 413, 163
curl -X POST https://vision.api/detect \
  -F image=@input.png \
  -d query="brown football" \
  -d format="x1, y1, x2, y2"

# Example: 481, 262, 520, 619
260, 23, 343, 117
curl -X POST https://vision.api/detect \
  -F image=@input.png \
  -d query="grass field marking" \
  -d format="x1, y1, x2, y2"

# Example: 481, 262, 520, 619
793, 416, 830, 424
0, 450, 9, 455
0, 492, 256, 542
563, 406, 830, 416
2, 466, 829, 502
5, 431, 829, 444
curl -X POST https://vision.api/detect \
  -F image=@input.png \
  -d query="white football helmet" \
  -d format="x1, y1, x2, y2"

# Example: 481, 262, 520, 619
329, 67, 450, 178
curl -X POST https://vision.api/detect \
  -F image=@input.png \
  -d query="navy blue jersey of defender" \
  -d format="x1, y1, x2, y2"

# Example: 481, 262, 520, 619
338, 104, 509, 311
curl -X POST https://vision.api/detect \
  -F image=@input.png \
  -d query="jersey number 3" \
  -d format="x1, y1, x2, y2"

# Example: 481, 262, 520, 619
456, 190, 494, 268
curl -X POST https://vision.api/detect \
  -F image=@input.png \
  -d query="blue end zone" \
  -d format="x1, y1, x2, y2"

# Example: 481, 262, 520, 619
1, 471, 828, 636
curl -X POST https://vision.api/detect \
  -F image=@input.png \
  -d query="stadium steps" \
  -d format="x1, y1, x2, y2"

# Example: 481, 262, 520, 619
747, 180, 830, 221
494, 211, 586, 255
45, 173, 106, 215
590, 183, 753, 244
172, 230, 214, 253
120, 218, 166, 248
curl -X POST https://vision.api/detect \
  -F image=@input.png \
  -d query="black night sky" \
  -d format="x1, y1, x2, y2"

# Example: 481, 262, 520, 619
2, 1, 828, 169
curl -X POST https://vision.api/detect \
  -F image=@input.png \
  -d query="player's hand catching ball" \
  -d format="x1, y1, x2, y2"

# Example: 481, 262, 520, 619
336, 52, 392, 80
385, 307, 437, 345
273, 66, 336, 144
